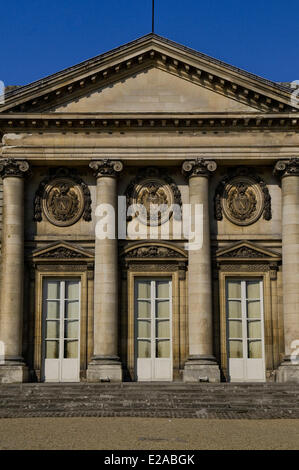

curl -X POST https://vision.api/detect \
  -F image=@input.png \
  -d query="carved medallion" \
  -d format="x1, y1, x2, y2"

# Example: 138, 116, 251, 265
133, 178, 173, 225
214, 168, 271, 226
126, 167, 182, 226
42, 178, 84, 226
34, 168, 92, 226
222, 177, 263, 225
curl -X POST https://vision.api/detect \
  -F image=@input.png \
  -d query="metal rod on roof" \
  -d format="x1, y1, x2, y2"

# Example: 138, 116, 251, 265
152, 0, 155, 33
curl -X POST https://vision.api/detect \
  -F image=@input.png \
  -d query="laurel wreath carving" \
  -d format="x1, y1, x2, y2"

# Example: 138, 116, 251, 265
214, 168, 271, 224
34, 167, 92, 225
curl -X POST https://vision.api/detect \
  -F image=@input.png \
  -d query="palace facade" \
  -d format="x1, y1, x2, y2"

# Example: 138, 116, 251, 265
0, 34, 299, 383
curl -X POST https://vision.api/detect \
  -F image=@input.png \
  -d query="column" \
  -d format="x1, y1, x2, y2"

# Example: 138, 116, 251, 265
87, 159, 123, 382
274, 158, 299, 382
0, 158, 30, 383
182, 158, 220, 382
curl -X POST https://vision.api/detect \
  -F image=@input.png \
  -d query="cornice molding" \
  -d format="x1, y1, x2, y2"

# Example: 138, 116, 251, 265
1, 113, 298, 132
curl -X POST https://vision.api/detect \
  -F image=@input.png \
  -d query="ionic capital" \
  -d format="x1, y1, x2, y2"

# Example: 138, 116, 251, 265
0, 158, 30, 179
182, 157, 217, 178
89, 159, 123, 178
274, 157, 299, 178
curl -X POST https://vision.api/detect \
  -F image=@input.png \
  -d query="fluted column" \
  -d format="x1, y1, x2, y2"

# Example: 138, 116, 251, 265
87, 159, 123, 382
274, 158, 299, 382
182, 158, 220, 382
0, 158, 30, 383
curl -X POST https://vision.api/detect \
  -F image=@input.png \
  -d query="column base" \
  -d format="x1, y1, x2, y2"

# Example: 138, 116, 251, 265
0, 363, 29, 384
276, 360, 299, 383
87, 356, 123, 383
183, 356, 220, 383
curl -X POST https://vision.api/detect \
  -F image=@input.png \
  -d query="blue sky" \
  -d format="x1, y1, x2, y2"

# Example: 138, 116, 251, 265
1, 0, 298, 86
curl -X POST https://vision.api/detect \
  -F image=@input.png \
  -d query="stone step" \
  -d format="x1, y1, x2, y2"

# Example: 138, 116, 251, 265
0, 383, 297, 391
0, 409, 298, 419
1, 392, 298, 399
1, 383, 299, 419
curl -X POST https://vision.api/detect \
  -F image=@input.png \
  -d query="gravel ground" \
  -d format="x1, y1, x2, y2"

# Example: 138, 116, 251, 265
0, 417, 299, 450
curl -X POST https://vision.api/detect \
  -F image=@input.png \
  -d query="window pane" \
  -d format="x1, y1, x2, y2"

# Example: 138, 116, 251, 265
227, 281, 241, 299
65, 281, 79, 300
137, 320, 151, 338
248, 340, 262, 358
156, 300, 170, 318
64, 340, 78, 359
156, 340, 170, 358
46, 281, 60, 300
137, 300, 151, 318
137, 340, 151, 358
247, 281, 260, 299
46, 320, 60, 339
46, 301, 60, 319
136, 281, 151, 299
65, 300, 79, 319
227, 300, 241, 318
248, 320, 261, 339
45, 340, 59, 359
229, 340, 243, 358
64, 320, 79, 339
156, 281, 169, 299
247, 300, 261, 318
229, 320, 242, 339
156, 319, 170, 338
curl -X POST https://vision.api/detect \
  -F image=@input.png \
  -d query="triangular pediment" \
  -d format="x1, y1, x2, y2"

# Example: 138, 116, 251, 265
0, 34, 296, 115
216, 241, 281, 261
32, 241, 94, 261
50, 68, 256, 113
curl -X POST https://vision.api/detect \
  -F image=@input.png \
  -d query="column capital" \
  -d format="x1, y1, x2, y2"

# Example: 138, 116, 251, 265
0, 158, 30, 179
89, 159, 123, 178
182, 157, 217, 178
274, 157, 299, 178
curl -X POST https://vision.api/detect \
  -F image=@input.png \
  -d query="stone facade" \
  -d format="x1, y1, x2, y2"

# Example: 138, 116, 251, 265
0, 34, 299, 383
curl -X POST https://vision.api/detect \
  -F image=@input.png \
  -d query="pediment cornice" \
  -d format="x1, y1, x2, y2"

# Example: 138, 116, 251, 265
216, 241, 281, 262
1, 34, 297, 115
31, 241, 94, 262
121, 242, 187, 260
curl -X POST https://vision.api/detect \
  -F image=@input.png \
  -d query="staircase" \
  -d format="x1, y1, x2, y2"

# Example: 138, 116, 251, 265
0, 382, 299, 419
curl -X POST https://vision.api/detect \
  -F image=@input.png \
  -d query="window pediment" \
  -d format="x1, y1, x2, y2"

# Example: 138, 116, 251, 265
216, 241, 281, 262
32, 241, 94, 262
